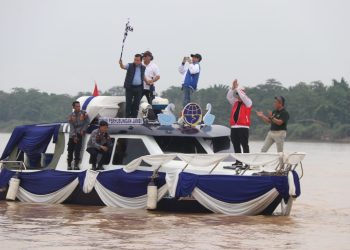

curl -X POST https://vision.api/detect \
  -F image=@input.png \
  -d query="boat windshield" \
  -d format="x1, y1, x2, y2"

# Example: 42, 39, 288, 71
154, 136, 207, 154
112, 138, 150, 165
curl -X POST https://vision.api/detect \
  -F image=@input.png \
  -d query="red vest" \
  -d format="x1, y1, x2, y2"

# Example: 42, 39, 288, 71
229, 102, 252, 127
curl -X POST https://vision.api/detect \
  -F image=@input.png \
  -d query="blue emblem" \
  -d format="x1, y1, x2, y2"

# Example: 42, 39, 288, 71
182, 103, 203, 126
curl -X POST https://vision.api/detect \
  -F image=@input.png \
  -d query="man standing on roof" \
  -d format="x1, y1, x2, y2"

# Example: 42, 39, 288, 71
67, 101, 90, 170
178, 54, 202, 107
142, 51, 160, 104
119, 54, 146, 118
256, 96, 290, 152
86, 120, 113, 171
226, 79, 253, 167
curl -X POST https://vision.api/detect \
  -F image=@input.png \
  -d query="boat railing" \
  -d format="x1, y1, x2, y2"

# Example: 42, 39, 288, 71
123, 152, 306, 176
274, 152, 306, 178
0, 160, 28, 171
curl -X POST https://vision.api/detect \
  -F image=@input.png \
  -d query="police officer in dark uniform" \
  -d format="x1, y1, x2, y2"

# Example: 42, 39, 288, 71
67, 101, 89, 170
86, 120, 113, 171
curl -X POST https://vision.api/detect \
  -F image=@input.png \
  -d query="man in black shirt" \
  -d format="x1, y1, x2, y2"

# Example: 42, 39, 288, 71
256, 96, 289, 152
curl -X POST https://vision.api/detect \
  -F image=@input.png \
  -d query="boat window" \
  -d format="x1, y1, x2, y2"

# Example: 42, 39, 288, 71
204, 136, 231, 153
154, 136, 207, 154
112, 138, 150, 165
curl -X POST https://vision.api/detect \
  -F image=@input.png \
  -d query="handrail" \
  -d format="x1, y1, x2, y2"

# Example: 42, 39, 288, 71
0, 160, 27, 170
292, 161, 304, 179
123, 152, 306, 174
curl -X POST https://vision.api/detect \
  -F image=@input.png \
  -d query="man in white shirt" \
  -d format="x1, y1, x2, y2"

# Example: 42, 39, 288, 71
142, 51, 160, 104
178, 54, 202, 107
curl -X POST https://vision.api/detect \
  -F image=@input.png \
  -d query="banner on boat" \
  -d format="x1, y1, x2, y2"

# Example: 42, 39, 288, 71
99, 117, 144, 125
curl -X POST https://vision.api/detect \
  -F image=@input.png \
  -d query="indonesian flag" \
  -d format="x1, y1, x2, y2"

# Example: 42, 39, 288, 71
92, 81, 99, 96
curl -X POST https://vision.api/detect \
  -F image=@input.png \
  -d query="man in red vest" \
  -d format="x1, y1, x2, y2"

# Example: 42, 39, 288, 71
226, 79, 253, 166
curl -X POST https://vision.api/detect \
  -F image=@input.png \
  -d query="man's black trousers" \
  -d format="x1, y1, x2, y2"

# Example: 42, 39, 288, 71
125, 86, 143, 118
67, 134, 83, 165
230, 127, 250, 153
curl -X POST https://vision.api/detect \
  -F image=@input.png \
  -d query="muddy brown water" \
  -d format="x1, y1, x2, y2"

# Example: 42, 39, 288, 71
0, 133, 349, 249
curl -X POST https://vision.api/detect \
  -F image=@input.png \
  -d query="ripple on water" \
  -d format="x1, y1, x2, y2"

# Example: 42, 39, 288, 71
0, 201, 349, 250
0, 140, 350, 249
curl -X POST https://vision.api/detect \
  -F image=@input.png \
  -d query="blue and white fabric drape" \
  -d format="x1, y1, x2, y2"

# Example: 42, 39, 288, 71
0, 167, 301, 214
174, 171, 300, 215
0, 168, 168, 208
0, 169, 79, 204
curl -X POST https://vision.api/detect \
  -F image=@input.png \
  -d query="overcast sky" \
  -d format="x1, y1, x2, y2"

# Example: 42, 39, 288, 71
0, 0, 349, 95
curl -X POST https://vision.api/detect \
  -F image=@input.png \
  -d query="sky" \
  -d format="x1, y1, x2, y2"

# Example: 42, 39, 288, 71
0, 0, 349, 95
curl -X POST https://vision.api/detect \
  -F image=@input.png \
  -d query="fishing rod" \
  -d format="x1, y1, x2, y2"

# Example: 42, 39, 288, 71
119, 18, 134, 61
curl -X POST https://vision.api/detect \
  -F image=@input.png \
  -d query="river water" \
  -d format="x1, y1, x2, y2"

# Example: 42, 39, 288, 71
0, 133, 349, 249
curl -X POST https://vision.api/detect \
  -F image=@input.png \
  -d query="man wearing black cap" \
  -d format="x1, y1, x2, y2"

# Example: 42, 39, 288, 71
256, 96, 289, 152
142, 51, 160, 104
86, 120, 113, 170
178, 54, 202, 107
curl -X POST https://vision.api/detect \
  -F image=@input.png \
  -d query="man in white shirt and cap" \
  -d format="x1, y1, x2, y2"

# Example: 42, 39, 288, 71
142, 51, 160, 104
178, 54, 202, 107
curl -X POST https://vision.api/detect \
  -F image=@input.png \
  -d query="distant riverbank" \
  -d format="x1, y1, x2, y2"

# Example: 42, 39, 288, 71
1, 80, 349, 142
1, 121, 349, 143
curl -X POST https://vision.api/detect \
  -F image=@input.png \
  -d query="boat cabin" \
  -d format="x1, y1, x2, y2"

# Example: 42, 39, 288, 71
0, 96, 233, 172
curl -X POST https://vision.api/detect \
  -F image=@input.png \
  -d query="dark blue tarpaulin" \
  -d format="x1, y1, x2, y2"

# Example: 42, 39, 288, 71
175, 171, 301, 203
0, 124, 60, 167
97, 169, 166, 197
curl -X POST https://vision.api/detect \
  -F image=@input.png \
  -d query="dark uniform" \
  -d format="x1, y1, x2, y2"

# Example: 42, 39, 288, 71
67, 110, 89, 170
86, 128, 113, 170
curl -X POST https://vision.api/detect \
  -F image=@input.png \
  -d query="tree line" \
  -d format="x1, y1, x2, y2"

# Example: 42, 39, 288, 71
0, 78, 349, 141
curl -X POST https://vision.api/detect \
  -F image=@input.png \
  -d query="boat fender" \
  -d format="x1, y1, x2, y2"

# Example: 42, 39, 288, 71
147, 180, 158, 210
6, 177, 20, 201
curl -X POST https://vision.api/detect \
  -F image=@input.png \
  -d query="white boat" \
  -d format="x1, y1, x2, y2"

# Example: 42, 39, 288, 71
0, 96, 305, 215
